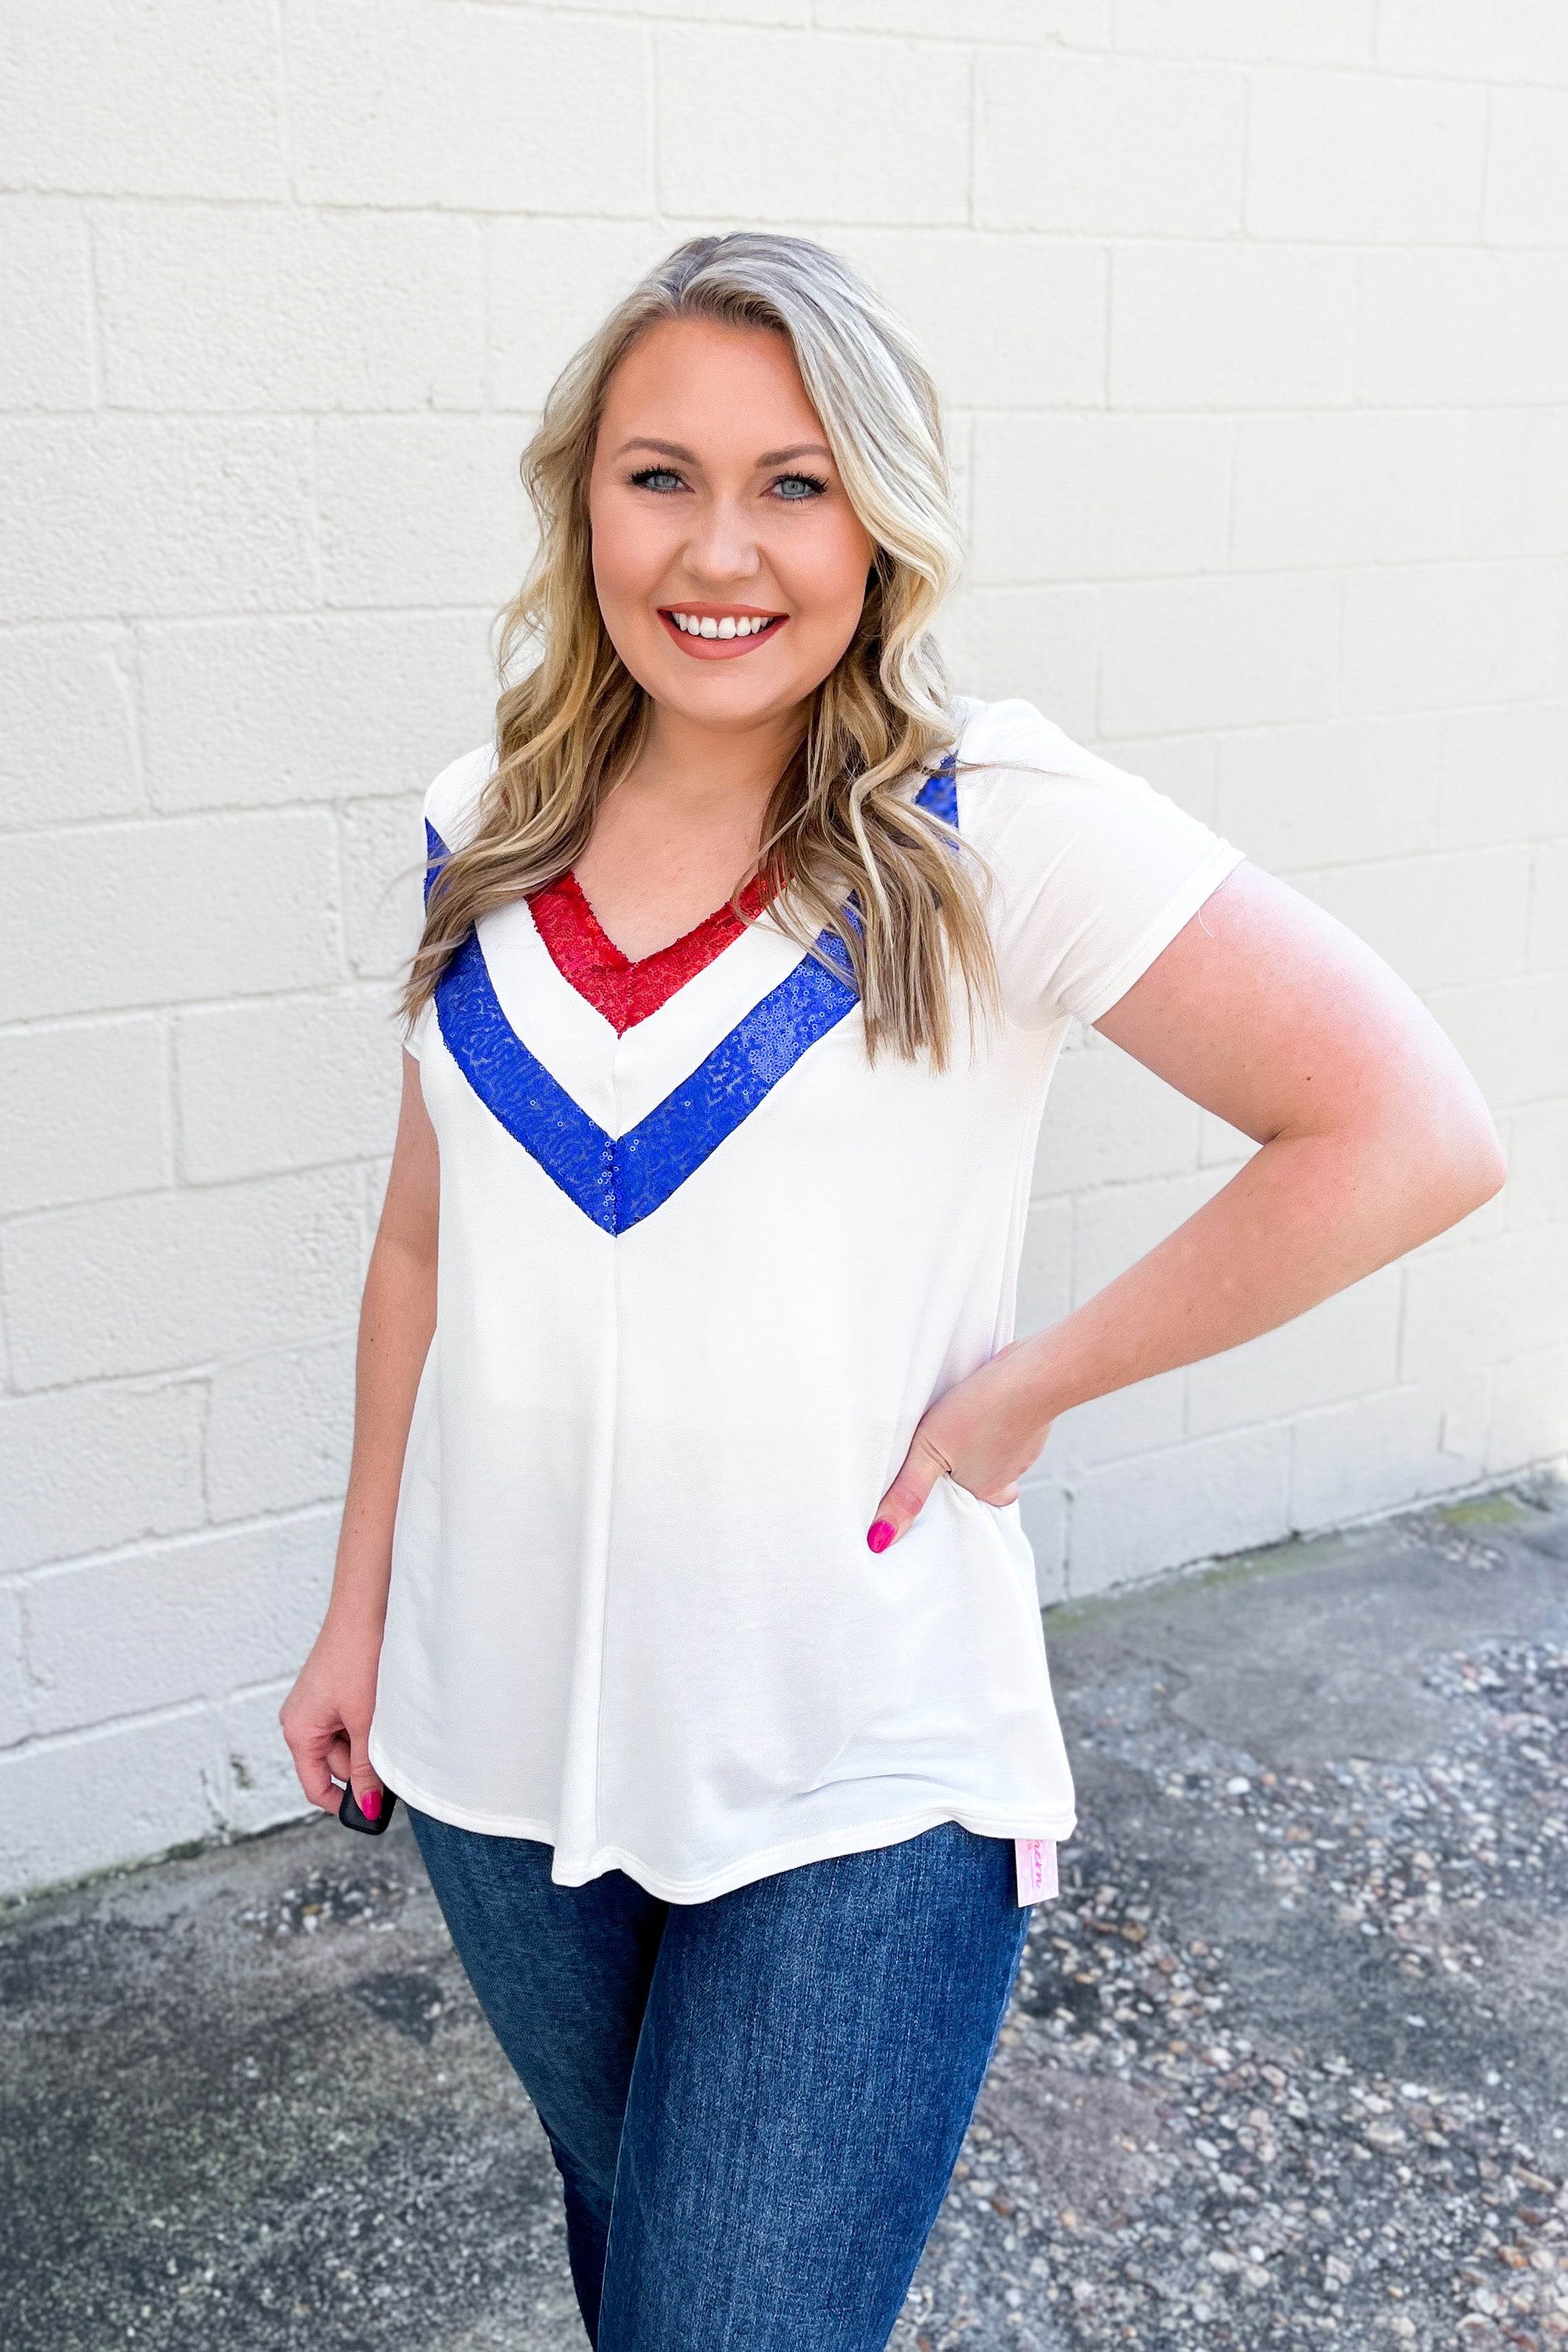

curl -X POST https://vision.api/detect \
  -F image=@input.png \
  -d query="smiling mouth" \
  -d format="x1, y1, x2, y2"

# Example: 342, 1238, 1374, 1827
659, 607, 787, 658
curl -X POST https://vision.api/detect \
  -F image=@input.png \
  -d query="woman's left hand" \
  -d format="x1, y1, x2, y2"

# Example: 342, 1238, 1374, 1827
866, 1341, 1055, 1552
868, 861, 1509, 1565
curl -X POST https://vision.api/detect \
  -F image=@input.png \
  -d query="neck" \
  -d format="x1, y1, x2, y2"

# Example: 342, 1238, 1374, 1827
571, 693, 811, 957
624, 698, 808, 827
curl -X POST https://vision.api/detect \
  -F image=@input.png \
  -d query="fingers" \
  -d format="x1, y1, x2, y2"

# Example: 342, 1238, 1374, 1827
281, 1701, 381, 1819
322, 1725, 384, 1821
866, 1430, 953, 1552
345, 1720, 384, 1825
866, 1347, 1050, 1550
282, 1711, 343, 1814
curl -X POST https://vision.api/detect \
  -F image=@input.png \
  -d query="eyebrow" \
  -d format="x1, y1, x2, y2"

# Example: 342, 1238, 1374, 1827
611, 437, 836, 470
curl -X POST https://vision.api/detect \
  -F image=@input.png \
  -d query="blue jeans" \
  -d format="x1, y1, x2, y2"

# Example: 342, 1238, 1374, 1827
408, 1812, 1031, 2352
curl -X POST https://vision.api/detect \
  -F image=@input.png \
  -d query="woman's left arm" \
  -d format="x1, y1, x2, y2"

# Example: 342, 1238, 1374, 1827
869, 862, 1508, 1542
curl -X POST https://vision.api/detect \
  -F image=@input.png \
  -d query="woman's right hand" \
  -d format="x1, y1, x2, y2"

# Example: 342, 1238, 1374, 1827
279, 1611, 386, 1822
279, 1051, 438, 1826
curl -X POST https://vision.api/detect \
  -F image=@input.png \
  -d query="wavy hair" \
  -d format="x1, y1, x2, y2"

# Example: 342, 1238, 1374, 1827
399, 232, 997, 1066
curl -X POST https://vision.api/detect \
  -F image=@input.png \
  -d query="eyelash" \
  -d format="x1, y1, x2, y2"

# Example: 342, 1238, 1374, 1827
626, 467, 829, 502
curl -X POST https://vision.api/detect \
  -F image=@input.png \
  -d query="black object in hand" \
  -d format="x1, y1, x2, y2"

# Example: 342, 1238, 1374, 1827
338, 1781, 397, 1836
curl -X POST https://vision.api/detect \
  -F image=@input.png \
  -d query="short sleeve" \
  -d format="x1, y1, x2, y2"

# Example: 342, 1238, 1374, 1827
406, 743, 497, 1062
954, 698, 1244, 1031
404, 996, 438, 1064
422, 741, 497, 859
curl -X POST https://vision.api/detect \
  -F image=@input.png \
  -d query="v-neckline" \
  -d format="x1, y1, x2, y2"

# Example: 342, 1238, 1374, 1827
527, 868, 771, 1036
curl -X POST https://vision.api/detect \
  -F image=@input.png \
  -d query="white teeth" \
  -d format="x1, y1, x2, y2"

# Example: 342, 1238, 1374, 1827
670, 612, 775, 637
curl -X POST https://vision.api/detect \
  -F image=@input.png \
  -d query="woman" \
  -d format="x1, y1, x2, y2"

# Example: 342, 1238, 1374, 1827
281, 235, 1503, 2351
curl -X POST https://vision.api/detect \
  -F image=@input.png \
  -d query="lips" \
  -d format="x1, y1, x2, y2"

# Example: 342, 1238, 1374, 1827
657, 607, 787, 661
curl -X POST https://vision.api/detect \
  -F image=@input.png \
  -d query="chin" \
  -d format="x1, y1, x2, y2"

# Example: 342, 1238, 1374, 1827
642, 651, 804, 722
665, 678, 794, 729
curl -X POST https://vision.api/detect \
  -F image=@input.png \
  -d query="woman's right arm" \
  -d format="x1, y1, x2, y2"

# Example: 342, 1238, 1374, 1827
279, 1049, 439, 1819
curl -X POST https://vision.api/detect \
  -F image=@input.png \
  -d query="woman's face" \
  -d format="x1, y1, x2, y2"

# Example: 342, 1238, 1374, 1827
587, 318, 876, 736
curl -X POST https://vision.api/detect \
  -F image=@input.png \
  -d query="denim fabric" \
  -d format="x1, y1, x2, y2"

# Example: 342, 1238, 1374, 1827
408, 1811, 1031, 2352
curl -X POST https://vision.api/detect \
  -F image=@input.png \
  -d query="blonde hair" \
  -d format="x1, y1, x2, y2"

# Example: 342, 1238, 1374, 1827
400, 232, 997, 1066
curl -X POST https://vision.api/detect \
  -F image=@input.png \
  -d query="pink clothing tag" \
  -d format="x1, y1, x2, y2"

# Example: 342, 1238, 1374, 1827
1014, 1837, 1058, 1905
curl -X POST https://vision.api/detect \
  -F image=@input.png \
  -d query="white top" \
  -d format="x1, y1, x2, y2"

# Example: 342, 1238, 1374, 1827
370, 696, 1242, 1902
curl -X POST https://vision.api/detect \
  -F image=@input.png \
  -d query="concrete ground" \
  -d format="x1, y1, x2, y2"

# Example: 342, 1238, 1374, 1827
3, 1477, 1566, 2352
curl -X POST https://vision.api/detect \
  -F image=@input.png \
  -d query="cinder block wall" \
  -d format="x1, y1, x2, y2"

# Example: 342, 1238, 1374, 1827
3, 1, 1565, 1895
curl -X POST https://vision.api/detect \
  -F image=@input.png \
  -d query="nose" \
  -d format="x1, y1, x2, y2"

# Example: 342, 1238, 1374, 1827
683, 493, 763, 592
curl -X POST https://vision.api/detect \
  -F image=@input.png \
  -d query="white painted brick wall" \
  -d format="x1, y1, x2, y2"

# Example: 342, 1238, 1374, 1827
3, 1, 1565, 1895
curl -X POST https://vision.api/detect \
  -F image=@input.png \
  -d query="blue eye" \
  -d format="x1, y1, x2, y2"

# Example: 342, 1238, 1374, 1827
630, 467, 684, 495
773, 472, 827, 501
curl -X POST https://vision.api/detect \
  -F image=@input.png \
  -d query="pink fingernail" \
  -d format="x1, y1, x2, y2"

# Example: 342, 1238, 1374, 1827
359, 1786, 382, 1822
866, 1520, 896, 1554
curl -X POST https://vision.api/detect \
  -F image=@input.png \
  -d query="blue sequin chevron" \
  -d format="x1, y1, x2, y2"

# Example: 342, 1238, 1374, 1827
425, 755, 958, 1235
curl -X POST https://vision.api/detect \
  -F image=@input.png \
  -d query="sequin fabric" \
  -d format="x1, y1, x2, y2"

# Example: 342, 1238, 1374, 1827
423, 755, 958, 1235
528, 869, 770, 1033
431, 871, 857, 1235
920, 757, 959, 832
433, 912, 621, 1230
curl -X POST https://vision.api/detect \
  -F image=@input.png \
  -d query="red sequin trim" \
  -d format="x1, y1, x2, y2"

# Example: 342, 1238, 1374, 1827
528, 869, 770, 1034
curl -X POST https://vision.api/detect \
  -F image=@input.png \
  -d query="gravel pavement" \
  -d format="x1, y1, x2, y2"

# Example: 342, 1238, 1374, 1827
3, 1476, 1565, 2351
